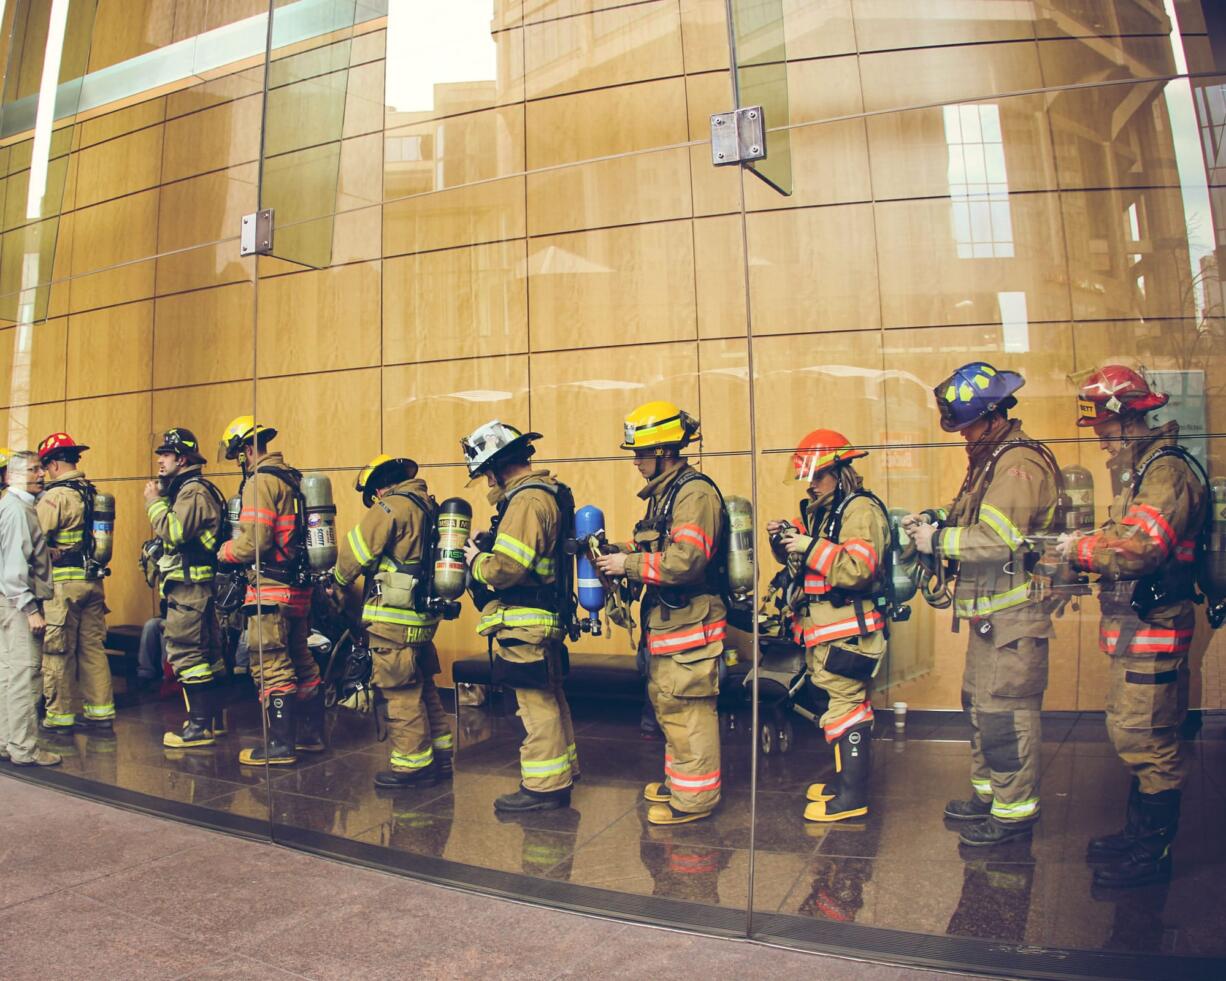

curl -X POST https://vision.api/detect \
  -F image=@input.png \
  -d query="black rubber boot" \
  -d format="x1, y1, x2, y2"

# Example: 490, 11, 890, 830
1087, 777, 1141, 862
944, 794, 993, 821
958, 814, 1035, 847
74, 715, 114, 732
1093, 790, 1180, 889
494, 784, 571, 813
239, 694, 297, 766
295, 690, 326, 753
163, 682, 216, 748
375, 764, 439, 789
804, 724, 871, 822
435, 750, 453, 779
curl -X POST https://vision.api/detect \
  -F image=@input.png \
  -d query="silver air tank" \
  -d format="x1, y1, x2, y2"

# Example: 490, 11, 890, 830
301, 474, 337, 572
725, 496, 755, 599
91, 492, 115, 566
433, 498, 472, 601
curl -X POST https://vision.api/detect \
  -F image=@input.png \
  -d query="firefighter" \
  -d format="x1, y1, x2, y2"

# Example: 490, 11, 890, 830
902, 363, 1058, 846
333, 454, 454, 788
595, 401, 725, 826
0, 447, 10, 497
217, 417, 322, 766
144, 428, 227, 749
1056, 366, 1206, 888
36, 433, 114, 733
767, 430, 889, 822
461, 421, 577, 812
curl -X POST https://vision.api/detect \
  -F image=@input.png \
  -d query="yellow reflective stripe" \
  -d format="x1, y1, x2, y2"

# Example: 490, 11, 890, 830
165, 511, 185, 546
979, 503, 1024, 549
52, 567, 86, 582
82, 702, 115, 719
477, 606, 562, 634
44, 711, 75, 726
533, 555, 555, 577
472, 552, 491, 585
955, 582, 1031, 618
390, 746, 434, 770
493, 532, 536, 570
362, 605, 439, 627
433, 732, 454, 750
199, 529, 217, 551
941, 526, 963, 560
146, 498, 169, 519
53, 530, 84, 544
971, 778, 993, 797
347, 526, 373, 566
180, 663, 214, 681
567, 742, 578, 761
521, 753, 571, 777
991, 797, 1039, 820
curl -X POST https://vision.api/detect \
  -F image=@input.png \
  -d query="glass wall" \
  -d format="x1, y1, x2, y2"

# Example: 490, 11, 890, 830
2, 1, 1224, 974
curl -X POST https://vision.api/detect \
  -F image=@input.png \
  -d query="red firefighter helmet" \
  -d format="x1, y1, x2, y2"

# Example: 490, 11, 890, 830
786, 430, 868, 484
1076, 365, 1168, 427
37, 432, 90, 464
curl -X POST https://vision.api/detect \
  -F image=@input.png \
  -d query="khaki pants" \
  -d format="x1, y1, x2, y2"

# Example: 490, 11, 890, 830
372, 641, 437, 771
1105, 651, 1188, 794
962, 631, 1046, 824
418, 645, 453, 756
163, 581, 218, 685
499, 638, 574, 792
42, 579, 113, 725
648, 639, 722, 814
809, 630, 885, 731
0, 602, 42, 760
245, 606, 319, 700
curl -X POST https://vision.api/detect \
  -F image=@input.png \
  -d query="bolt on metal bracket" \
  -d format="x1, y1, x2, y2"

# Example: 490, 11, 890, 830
239, 209, 274, 256
710, 106, 767, 167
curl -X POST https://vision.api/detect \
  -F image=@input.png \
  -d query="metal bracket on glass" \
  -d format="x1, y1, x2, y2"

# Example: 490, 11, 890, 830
239, 209, 274, 256
710, 106, 766, 167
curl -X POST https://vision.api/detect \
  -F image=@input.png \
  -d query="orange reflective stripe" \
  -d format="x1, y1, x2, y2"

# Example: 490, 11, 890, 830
664, 761, 721, 792
1100, 627, 1193, 655
842, 538, 879, 574
806, 538, 838, 575
241, 507, 276, 526
797, 610, 884, 648
672, 523, 713, 558
823, 700, 874, 742
647, 619, 727, 655
219, 540, 237, 564
640, 552, 663, 585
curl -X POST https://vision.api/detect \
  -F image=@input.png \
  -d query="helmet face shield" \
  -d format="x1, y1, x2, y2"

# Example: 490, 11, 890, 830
460, 421, 540, 479
784, 430, 867, 484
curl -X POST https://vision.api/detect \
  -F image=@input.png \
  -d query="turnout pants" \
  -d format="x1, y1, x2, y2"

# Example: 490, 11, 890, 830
962, 631, 1047, 824
163, 581, 218, 686
0, 601, 43, 760
42, 579, 113, 725
649, 639, 722, 814
496, 637, 575, 792
809, 630, 885, 734
371, 640, 453, 771
245, 606, 319, 700
1104, 619, 1189, 794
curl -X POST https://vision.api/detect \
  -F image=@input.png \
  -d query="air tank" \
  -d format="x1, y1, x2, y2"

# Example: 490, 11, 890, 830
575, 504, 606, 635
91, 492, 115, 566
889, 507, 918, 606
725, 496, 755, 599
433, 498, 472, 601
1061, 465, 1095, 531
301, 474, 337, 572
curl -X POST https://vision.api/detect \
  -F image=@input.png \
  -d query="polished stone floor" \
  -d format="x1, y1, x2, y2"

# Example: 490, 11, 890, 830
14, 681, 1226, 960
0, 779, 938, 980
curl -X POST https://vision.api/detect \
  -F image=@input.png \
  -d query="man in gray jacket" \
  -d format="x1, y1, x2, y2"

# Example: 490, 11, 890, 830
0, 451, 60, 766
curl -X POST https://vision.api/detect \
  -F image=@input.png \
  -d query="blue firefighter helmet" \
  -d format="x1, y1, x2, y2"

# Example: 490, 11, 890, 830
934, 362, 1024, 432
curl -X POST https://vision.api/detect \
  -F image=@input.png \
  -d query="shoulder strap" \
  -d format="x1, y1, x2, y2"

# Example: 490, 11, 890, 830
1134, 444, 1207, 493
970, 437, 1063, 534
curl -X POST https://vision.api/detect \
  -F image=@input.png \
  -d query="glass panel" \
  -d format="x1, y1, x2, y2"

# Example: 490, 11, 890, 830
0, 3, 272, 837
743, 0, 1226, 965
258, 0, 387, 268
729, 0, 792, 195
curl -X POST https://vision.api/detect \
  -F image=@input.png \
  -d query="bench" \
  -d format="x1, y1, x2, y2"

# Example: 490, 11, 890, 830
105, 624, 144, 696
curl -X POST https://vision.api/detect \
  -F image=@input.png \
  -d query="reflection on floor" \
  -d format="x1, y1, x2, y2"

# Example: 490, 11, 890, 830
23, 683, 1226, 958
